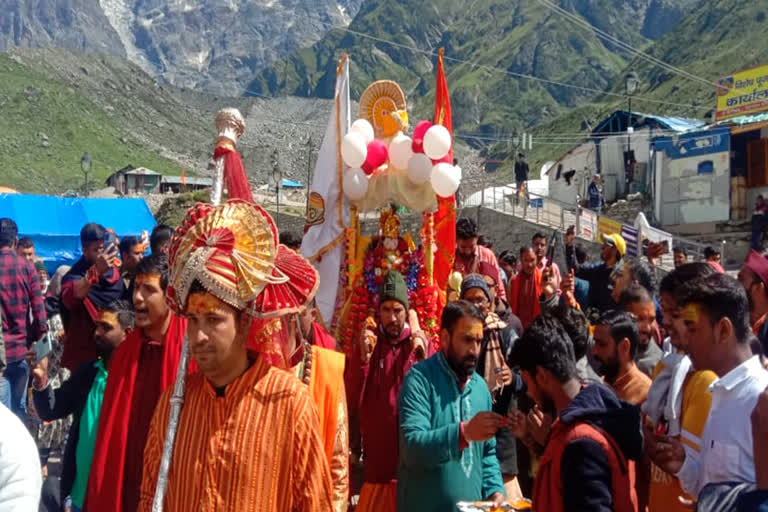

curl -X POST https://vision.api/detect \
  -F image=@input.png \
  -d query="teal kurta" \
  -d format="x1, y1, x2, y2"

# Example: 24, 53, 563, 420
397, 351, 505, 512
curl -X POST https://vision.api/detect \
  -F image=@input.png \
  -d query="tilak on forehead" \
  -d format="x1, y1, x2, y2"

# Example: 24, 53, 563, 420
97, 309, 120, 327
683, 303, 702, 323
186, 292, 226, 316
136, 272, 163, 287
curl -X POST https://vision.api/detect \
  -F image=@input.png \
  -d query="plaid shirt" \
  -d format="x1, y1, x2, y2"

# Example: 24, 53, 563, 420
0, 247, 47, 363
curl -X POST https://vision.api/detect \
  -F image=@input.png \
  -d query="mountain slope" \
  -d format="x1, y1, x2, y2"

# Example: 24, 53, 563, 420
246, 0, 700, 138
487, 0, 768, 181
1, 0, 364, 92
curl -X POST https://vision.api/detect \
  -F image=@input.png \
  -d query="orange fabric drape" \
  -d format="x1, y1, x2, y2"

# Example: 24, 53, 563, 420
309, 345, 346, 463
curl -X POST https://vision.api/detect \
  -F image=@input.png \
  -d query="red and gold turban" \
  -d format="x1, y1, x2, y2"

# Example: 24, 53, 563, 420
167, 199, 318, 318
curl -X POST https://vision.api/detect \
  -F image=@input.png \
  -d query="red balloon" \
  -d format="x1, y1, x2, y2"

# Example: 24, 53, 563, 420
411, 120, 432, 154
431, 153, 452, 165
362, 140, 388, 175
413, 120, 432, 140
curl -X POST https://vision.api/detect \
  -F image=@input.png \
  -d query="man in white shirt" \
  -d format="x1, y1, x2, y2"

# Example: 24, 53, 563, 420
0, 403, 42, 511
652, 273, 768, 499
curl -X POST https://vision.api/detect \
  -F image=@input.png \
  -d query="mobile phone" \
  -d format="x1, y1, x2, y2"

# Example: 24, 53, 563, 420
546, 232, 557, 267
34, 337, 53, 362
104, 230, 117, 248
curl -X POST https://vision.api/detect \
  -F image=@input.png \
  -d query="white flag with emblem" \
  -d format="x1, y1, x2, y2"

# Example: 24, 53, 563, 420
300, 55, 351, 325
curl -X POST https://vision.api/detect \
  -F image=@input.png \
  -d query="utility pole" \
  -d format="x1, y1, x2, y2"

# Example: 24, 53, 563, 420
305, 136, 313, 213
271, 149, 281, 229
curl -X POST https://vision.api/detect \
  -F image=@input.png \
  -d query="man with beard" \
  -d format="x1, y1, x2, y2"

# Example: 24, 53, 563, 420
347, 270, 431, 511
85, 254, 187, 512
592, 310, 651, 406
509, 246, 541, 330
508, 315, 642, 512
397, 300, 505, 510
291, 298, 349, 512
533, 232, 561, 290
460, 274, 523, 499
454, 217, 506, 303
619, 285, 663, 378
31, 300, 132, 512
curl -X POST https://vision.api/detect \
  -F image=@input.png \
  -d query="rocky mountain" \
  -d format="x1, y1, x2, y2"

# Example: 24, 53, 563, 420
1, 0, 364, 93
247, 0, 701, 137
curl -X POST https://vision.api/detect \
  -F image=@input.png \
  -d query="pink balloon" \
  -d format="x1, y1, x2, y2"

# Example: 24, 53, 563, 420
362, 140, 388, 175
411, 120, 432, 154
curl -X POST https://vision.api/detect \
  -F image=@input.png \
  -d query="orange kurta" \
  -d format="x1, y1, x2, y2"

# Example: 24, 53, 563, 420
139, 356, 333, 512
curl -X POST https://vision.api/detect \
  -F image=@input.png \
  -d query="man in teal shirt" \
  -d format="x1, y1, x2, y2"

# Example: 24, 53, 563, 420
398, 300, 506, 511
31, 299, 131, 511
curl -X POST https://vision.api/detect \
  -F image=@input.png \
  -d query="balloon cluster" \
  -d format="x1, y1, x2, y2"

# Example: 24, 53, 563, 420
341, 118, 462, 202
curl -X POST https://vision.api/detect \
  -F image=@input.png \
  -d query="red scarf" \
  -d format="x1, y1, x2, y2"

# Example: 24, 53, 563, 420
85, 314, 188, 511
312, 322, 337, 351
509, 267, 542, 329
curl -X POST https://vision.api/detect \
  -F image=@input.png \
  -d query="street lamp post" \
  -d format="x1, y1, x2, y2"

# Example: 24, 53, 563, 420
625, 72, 640, 194
271, 149, 281, 228
81, 152, 91, 197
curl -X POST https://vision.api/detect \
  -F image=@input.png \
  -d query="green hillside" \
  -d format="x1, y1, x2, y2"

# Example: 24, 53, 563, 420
0, 53, 184, 194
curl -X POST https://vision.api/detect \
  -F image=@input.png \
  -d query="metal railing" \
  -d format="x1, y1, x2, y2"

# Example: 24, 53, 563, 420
462, 185, 711, 269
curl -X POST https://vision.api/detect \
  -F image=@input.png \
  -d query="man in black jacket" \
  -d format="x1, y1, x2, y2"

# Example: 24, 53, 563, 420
514, 153, 530, 205
565, 231, 625, 316
31, 299, 132, 511
459, 274, 524, 499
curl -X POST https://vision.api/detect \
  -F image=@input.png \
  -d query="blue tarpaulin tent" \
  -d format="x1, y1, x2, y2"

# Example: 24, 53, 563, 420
0, 194, 156, 273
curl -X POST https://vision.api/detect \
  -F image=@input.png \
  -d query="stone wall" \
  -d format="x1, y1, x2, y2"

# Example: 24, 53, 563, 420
272, 206, 604, 270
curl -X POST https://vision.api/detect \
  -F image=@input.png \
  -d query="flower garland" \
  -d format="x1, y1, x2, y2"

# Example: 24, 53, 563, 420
341, 236, 442, 354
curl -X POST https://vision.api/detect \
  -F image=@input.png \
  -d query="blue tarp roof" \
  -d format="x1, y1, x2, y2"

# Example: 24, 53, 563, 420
592, 110, 705, 136
0, 194, 156, 273
282, 179, 304, 188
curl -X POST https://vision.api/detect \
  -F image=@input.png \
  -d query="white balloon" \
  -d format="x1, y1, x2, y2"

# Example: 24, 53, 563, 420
350, 119, 375, 144
341, 132, 368, 168
423, 125, 452, 160
389, 134, 414, 170
430, 163, 460, 197
407, 153, 432, 185
343, 168, 368, 201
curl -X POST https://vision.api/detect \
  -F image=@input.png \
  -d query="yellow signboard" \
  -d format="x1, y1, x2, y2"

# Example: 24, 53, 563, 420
596, 216, 622, 242
716, 63, 768, 121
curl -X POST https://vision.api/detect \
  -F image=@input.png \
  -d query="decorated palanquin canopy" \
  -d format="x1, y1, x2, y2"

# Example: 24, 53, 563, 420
339, 80, 460, 214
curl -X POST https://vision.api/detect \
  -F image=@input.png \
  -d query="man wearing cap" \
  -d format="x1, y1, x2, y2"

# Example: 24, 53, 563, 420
459, 275, 523, 499
138, 200, 333, 511
347, 270, 432, 511
566, 230, 625, 314
738, 250, 768, 350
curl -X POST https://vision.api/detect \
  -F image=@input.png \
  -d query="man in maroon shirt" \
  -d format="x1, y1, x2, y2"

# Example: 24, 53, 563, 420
346, 270, 430, 511
85, 254, 187, 511
0, 218, 47, 418
60, 223, 124, 371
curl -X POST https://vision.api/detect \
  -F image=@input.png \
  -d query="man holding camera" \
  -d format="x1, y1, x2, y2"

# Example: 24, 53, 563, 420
61, 223, 124, 372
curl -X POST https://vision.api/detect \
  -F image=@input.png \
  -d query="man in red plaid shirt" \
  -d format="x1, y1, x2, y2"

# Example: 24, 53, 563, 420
0, 218, 47, 418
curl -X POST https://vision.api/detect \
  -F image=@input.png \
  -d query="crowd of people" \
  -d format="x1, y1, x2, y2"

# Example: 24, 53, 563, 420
2, 206, 768, 512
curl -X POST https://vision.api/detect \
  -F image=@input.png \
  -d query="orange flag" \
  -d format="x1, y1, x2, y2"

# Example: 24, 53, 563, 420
180, 168, 186, 185
433, 48, 456, 294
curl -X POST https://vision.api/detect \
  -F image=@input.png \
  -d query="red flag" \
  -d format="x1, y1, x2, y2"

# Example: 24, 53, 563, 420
180, 168, 186, 186
433, 48, 456, 293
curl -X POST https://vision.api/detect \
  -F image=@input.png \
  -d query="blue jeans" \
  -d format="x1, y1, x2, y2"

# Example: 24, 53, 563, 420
2, 359, 29, 420
0, 375, 9, 410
